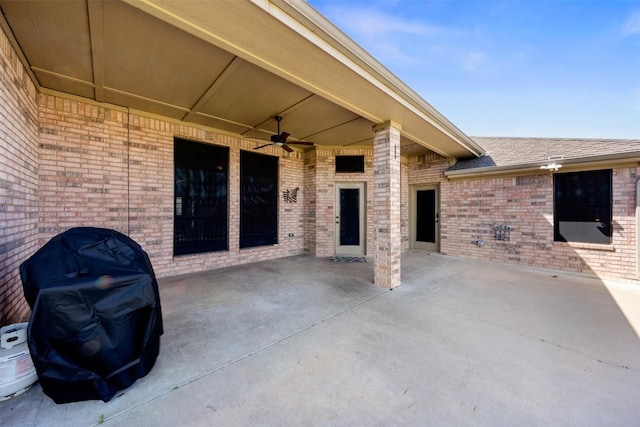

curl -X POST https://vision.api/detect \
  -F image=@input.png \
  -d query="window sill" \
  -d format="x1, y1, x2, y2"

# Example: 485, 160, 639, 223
554, 241, 616, 252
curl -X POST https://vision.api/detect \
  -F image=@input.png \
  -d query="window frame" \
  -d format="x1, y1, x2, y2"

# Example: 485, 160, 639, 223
239, 150, 279, 249
553, 169, 612, 245
335, 155, 365, 173
173, 138, 229, 256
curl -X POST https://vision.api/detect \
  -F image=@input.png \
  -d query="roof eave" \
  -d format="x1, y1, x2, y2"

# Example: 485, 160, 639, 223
266, 0, 484, 158
445, 151, 640, 180
126, 0, 482, 159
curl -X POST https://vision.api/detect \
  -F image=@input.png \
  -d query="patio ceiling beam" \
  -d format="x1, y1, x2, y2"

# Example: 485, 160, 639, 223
240, 94, 317, 137
182, 56, 242, 123
301, 116, 364, 140
121, 0, 483, 159
0, 9, 40, 88
31, 67, 95, 88
87, 0, 105, 102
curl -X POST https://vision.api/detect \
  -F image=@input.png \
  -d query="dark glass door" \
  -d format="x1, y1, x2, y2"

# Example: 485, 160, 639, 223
340, 188, 360, 245
416, 189, 436, 243
412, 187, 439, 251
335, 183, 365, 255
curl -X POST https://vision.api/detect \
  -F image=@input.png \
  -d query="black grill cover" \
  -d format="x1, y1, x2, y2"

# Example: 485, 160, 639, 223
20, 227, 163, 403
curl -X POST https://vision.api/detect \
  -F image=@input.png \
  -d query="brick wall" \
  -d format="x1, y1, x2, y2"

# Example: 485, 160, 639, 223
404, 152, 450, 252
303, 149, 317, 254
407, 153, 639, 280
306, 148, 374, 257
401, 155, 409, 252
36, 94, 305, 279
372, 123, 402, 288
3, 11, 638, 326
0, 27, 39, 325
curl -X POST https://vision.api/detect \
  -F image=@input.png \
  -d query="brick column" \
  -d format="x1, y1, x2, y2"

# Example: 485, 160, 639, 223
373, 121, 402, 289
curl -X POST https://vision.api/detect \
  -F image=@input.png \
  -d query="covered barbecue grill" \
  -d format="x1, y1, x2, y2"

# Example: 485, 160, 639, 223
20, 227, 163, 403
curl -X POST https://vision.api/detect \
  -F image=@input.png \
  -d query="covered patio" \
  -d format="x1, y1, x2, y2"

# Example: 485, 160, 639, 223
2, 254, 639, 426
0, 0, 485, 328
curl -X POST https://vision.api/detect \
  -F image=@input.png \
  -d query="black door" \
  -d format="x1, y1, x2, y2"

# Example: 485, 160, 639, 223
340, 188, 360, 246
413, 188, 438, 250
335, 183, 365, 255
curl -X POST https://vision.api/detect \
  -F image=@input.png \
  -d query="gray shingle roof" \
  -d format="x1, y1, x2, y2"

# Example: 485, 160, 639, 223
449, 137, 640, 171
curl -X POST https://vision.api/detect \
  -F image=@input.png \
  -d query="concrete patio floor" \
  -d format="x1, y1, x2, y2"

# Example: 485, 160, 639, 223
2, 252, 640, 426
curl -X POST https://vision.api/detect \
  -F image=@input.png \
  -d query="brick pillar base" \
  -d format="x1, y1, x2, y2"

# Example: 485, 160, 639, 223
373, 121, 402, 289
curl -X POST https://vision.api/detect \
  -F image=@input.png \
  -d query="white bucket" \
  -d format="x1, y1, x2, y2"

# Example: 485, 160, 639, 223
0, 323, 38, 401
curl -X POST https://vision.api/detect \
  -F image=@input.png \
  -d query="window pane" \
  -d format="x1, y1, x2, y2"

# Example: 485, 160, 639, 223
416, 189, 436, 243
553, 169, 612, 244
339, 188, 360, 245
336, 155, 365, 173
240, 151, 278, 248
174, 138, 228, 256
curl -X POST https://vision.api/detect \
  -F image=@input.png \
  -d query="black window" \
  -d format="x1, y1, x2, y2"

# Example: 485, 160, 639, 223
336, 155, 365, 173
553, 169, 612, 244
240, 151, 278, 248
174, 138, 228, 256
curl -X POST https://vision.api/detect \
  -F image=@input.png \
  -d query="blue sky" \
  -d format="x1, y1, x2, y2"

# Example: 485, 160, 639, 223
308, 0, 640, 139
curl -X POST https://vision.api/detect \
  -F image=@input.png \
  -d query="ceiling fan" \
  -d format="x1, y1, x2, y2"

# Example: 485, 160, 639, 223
253, 116, 314, 153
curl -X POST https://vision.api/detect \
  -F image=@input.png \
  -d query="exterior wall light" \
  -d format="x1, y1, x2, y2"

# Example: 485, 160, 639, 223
540, 162, 563, 171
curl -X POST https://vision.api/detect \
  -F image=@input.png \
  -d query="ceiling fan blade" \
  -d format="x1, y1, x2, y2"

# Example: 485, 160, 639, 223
287, 141, 314, 146
254, 117, 309, 152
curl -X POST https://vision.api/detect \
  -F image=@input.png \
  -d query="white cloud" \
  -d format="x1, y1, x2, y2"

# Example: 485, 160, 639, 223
323, 5, 463, 65
328, 6, 454, 38
345, 11, 437, 38
463, 52, 488, 72
369, 40, 422, 65
318, 3, 499, 74
622, 10, 640, 36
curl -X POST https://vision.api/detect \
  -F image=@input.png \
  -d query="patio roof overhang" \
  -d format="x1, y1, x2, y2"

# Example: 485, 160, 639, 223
444, 151, 640, 180
0, 0, 483, 159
